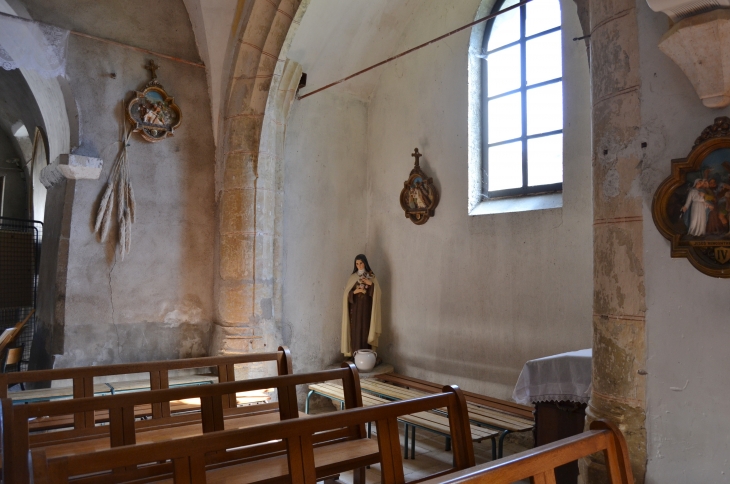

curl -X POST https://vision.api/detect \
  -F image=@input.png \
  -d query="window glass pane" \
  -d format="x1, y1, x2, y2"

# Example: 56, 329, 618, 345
489, 141, 523, 191
528, 134, 562, 186
526, 81, 562, 135
526, 0, 561, 37
526, 30, 562, 85
487, 0, 520, 52
487, 44, 521, 97
488, 93, 522, 143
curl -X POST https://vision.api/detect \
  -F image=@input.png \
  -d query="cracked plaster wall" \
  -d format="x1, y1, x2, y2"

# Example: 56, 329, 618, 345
25, 0, 216, 368
281, 0, 593, 398
281, 90, 368, 374
637, 1, 730, 481
365, 0, 592, 400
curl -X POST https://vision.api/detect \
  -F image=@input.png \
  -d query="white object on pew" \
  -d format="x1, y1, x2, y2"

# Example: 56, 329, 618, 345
512, 348, 592, 405
0, 327, 15, 347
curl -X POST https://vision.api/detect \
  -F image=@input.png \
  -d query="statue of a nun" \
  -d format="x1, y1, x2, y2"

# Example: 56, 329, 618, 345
340, 254, 382, 357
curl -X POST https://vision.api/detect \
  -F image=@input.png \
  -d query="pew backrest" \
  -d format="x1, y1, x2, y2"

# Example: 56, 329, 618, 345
418, 419, 633, 484
31, 385, 474, 484
9, 363, 364, 484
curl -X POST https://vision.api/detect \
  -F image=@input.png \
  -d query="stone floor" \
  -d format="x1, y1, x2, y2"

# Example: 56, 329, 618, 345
312, 405, 532, 484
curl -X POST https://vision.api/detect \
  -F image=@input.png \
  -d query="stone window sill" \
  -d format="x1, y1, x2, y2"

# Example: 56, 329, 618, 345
469, 192, 562, 216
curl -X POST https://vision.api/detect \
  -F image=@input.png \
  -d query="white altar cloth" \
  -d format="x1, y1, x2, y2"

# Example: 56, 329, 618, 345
512, 348, 592, 405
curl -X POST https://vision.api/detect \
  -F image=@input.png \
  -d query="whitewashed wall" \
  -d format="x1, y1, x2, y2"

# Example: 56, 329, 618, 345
637, 1, 730, 481
282, 0, 593, 399
281, 90, 369, 373
364, 0, 592, 399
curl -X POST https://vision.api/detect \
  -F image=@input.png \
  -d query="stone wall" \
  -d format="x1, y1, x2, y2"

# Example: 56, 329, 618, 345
21, 0, 217, 367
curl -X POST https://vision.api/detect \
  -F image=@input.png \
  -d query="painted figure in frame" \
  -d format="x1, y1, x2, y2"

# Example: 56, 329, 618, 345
340, 254, 382, 357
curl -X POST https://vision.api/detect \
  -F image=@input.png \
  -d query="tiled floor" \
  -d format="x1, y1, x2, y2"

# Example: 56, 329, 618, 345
327, 418, 531, 484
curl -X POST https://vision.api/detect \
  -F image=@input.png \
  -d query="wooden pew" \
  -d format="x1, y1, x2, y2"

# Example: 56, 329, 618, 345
418, 419, 633, 484
30, 385, 475, 484
374, 372, 534, 456
1, 348, 291, 431
1, 348, 293, 483
6, 364, 371, 484
307, 381, 498, 459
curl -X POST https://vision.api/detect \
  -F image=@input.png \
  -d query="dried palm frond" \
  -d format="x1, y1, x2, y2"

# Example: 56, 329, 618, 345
99, 194, 114, 242
94, 182, 114, 233
127, 184, 136, 223
93, 100, 137, 259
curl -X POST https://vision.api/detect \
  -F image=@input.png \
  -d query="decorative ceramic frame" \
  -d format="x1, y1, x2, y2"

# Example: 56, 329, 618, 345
652, 116, 730, 277
399, 149, 440, 225
126, 61, 182, 143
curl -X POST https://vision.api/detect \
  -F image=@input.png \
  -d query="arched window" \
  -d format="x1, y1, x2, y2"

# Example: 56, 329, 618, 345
482, 0, 562, 198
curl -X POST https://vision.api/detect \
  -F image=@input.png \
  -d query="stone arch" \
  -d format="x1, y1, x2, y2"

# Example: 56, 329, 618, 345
211, 0, 306, 377
0, 1, 82, 371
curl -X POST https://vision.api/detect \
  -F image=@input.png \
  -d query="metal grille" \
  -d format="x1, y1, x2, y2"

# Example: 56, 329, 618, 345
0, 217, 42, 372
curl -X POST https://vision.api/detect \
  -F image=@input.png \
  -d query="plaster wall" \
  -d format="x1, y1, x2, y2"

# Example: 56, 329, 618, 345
281, 90, 368, 373
364, 0, 593, 399
24, 0, 217, 367
638, 1, 730, 481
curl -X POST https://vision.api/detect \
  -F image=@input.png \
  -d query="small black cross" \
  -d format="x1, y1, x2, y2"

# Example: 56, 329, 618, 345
145, 60, 159, 80
412, 148, 422, 166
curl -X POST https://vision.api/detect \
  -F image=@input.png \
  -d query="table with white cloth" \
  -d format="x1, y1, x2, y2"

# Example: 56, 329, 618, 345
512, 348, 592, 484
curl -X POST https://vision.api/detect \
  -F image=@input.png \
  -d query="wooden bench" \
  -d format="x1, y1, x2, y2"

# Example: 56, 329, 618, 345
373, 373, 534, 457
307, 381, 498, 460
1, 348, 291, 429
6, 364, 371, 484
31, 385, 476, 484
419, 419, 633, 484
1, 348, 293, 483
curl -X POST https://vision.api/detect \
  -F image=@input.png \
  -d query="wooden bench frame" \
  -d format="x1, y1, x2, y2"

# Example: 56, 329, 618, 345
1, 348, 293, 483
31, 385, 476, 484
374, 373, 534, 457
306, 382, 498, 460
7, 364, 370, 484
418, 419, 633, 484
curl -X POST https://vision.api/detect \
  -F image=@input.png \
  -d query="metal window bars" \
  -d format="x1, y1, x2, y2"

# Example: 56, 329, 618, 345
0, 217, 42, 372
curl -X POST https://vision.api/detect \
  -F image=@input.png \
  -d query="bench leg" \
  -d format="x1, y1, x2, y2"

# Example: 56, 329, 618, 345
305, 390, 314, 414
490, 436, 497, 461
404, 423, 409, 459
410, 425, 416, 459
353, 467, 366, 484
368, 421, 372, 438
445, 436, 451, 452
498, 430, 510, 458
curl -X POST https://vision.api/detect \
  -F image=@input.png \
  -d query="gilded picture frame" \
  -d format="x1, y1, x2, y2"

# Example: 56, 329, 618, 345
652, 117, 730, 277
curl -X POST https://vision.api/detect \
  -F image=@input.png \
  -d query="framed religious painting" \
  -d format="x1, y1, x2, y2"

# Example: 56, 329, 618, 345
653, 116, 730, 277
399, 148, 440, 225
126, 60, 182, 142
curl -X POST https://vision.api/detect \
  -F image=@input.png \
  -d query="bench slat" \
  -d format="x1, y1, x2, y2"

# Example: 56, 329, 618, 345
309, 383, 497, 441
360, 379, 533, 432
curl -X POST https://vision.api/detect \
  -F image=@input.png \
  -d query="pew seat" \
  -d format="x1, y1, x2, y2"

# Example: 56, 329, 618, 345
14, 365, 368, 484
307, 381, 497, 459
31, 385, 475, 484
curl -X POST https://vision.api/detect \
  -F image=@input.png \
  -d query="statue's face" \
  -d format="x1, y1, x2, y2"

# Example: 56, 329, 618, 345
356, 260, 365, 271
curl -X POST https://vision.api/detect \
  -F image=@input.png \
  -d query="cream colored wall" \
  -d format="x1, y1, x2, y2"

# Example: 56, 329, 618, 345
281, 0, 592, 399
637, 1, 730, 480
281, 90, 369, 372
364, 0, 593, 399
